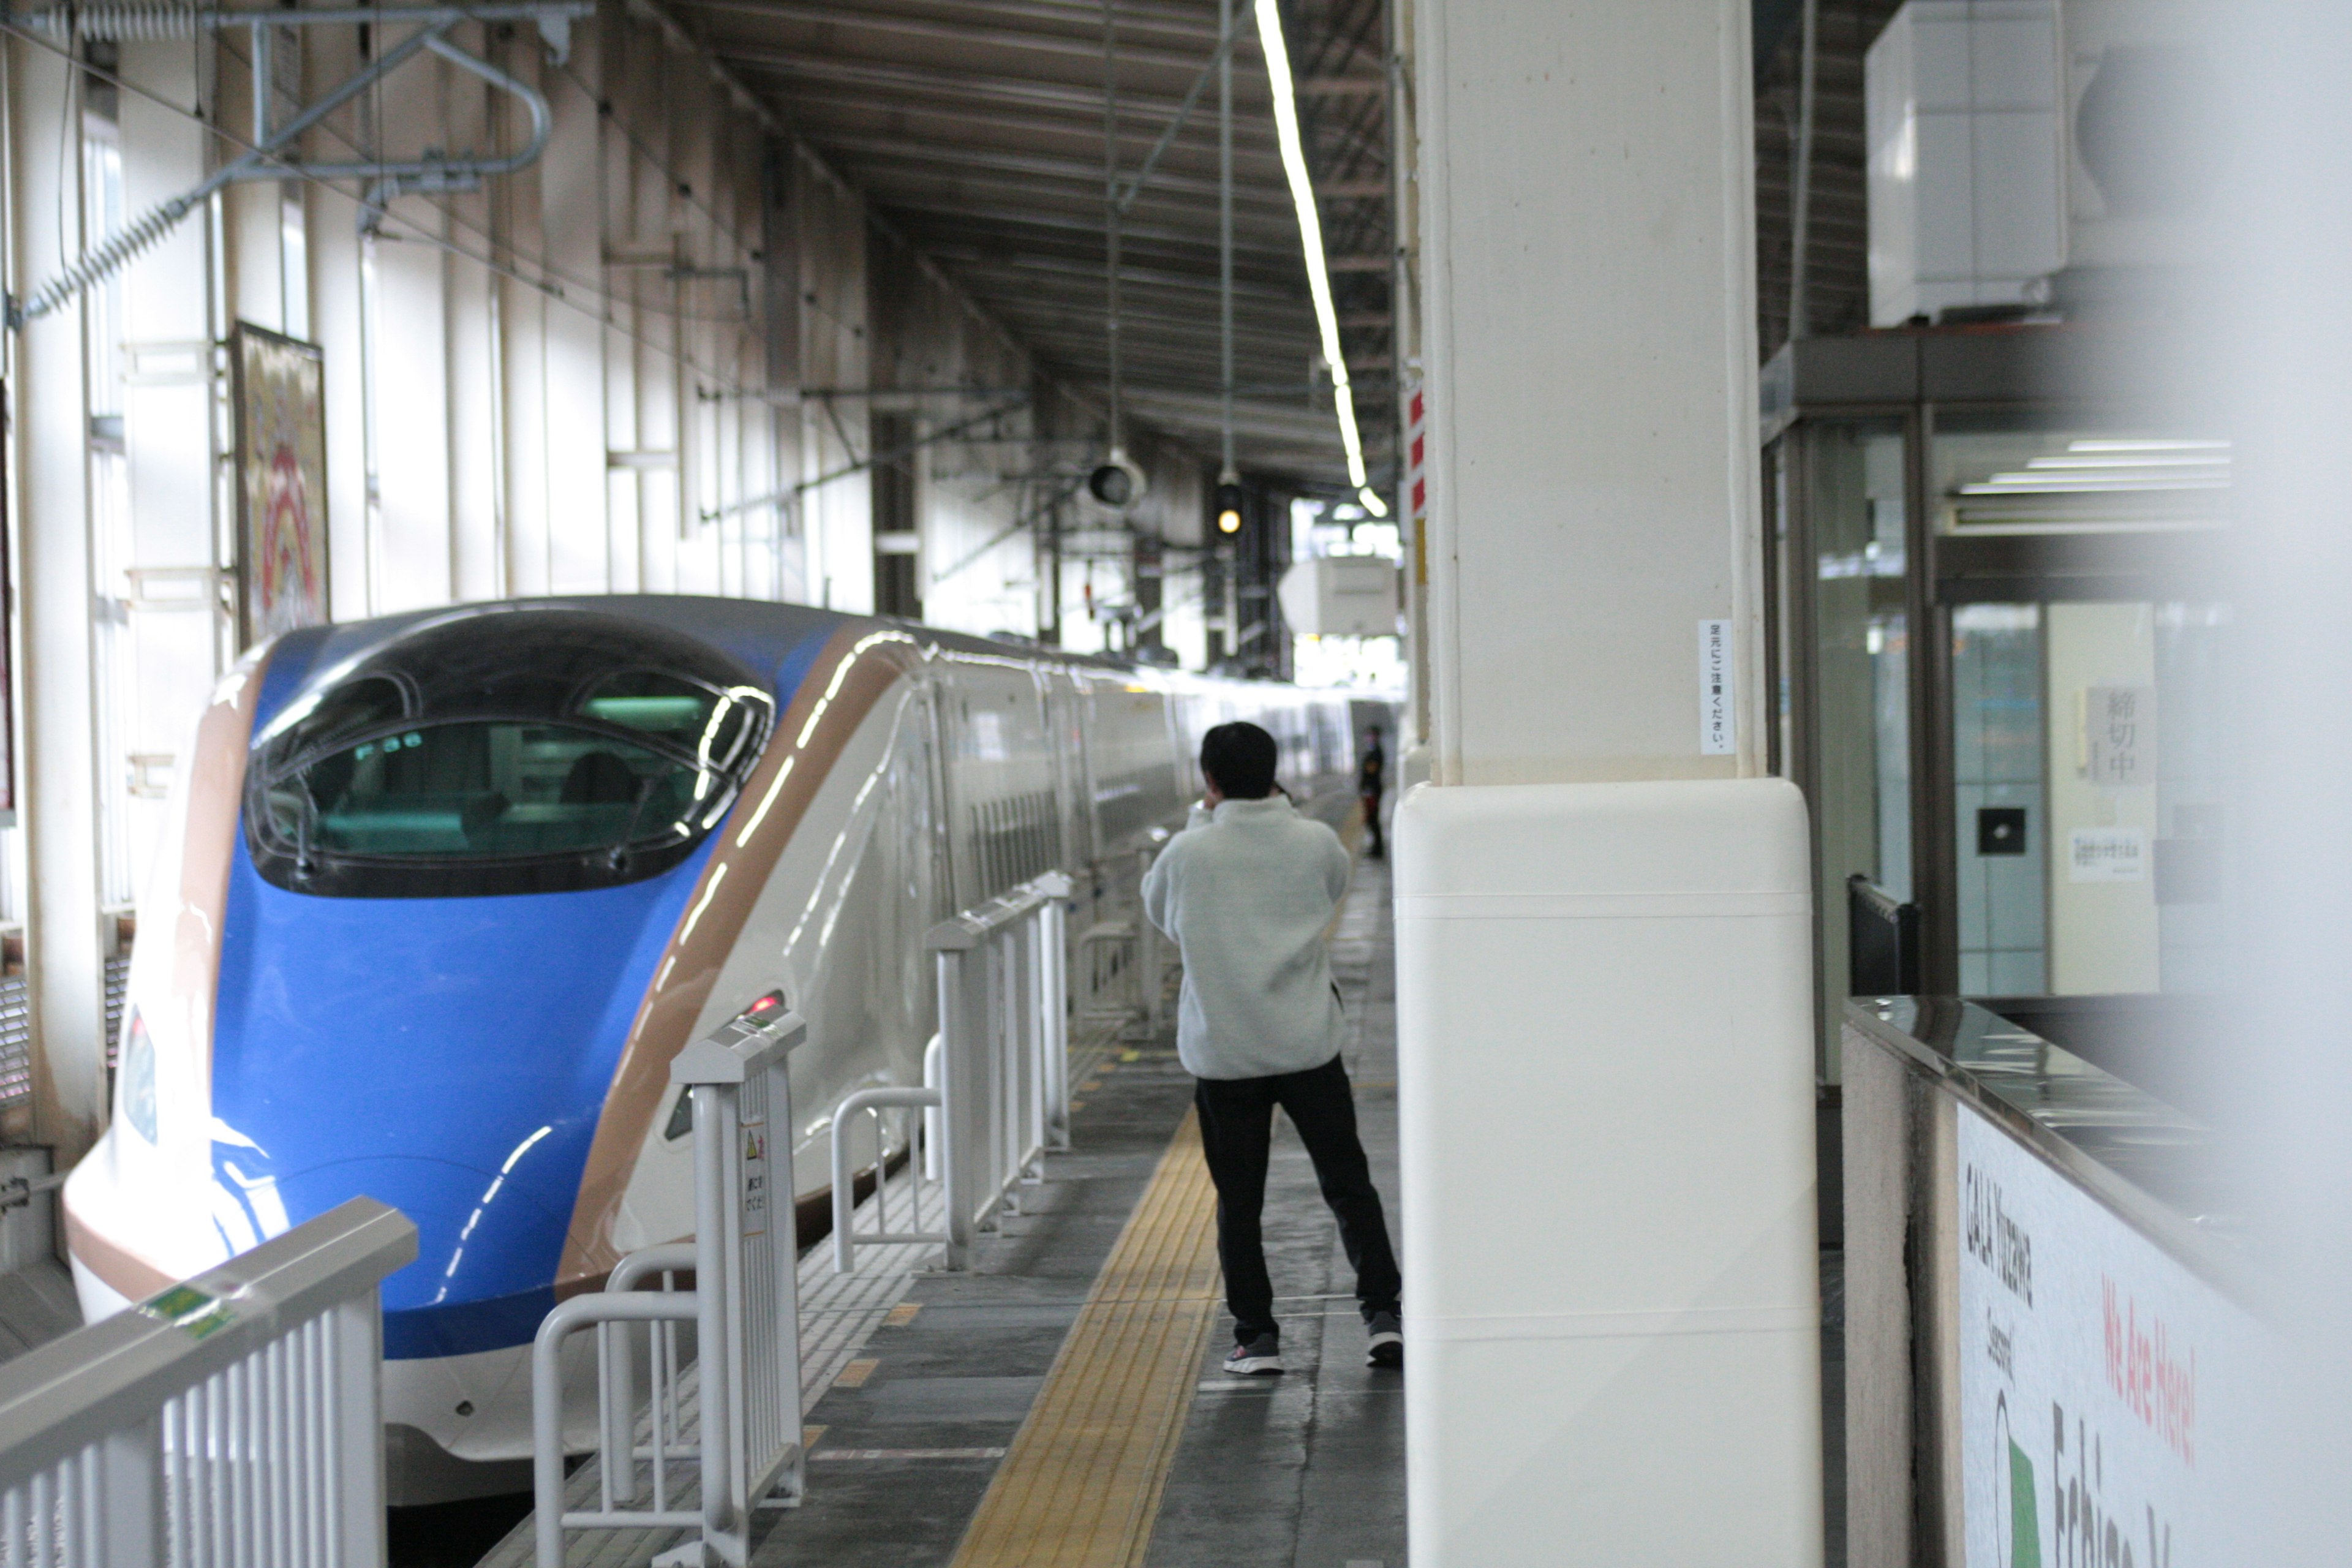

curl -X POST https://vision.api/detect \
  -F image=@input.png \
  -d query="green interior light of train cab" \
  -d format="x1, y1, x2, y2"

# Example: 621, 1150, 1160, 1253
575, 671, 759, 767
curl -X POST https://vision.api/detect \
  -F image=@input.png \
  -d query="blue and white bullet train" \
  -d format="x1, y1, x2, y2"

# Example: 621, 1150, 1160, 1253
62, 597, 1353, 1497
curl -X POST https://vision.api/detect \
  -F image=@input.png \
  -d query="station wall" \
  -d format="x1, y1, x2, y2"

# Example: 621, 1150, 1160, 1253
0, 0, 1211, 1158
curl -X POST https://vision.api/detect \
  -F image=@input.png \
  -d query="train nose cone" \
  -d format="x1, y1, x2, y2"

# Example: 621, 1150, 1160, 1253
273, 1153, 579, 1360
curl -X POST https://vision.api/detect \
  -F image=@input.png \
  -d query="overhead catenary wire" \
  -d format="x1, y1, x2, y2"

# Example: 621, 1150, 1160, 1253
0, 15, 769, 393
701, 397, 1031, 524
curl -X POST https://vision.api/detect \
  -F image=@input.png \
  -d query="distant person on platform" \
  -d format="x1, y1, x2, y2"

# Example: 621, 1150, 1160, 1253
1357, 723, 1388, 860
1142, 721, 1403, 1376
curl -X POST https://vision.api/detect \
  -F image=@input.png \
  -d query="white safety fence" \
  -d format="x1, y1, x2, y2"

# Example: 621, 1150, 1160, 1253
532, 994, 806, 1568
1074, 845, 1169, 1035
830, 870, 1074, 1274
0, 1198, 417, 1568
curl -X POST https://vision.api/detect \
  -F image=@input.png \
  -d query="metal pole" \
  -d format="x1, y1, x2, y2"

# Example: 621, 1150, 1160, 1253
1789, 0, 1819, 345
1219, 0, 1235, 477
1104, 0, 1124, 451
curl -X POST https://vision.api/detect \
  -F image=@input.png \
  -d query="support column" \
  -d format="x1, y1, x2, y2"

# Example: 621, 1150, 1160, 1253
9, 37, 110, 1167
1398, 4, 1821, 1564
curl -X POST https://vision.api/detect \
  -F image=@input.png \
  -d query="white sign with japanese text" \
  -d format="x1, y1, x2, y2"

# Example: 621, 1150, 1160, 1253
2067, 827, 2147, 883
2084, 685, 2157, 787
1699, 619, 1735, 756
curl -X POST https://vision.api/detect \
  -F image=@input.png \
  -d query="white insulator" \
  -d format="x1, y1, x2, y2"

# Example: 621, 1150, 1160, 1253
23, 198, 189, 322
49, 4, 204, 39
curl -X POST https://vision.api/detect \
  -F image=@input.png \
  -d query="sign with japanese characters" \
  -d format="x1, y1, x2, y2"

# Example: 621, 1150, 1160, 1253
1699, 619, 1735, 756
2084, 685, 2156, 787
2067, 827, 2147, 883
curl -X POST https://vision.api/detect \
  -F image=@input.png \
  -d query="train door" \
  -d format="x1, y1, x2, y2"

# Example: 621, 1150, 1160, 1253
1039, 665, 1089, 872
941, 654, 1058, 903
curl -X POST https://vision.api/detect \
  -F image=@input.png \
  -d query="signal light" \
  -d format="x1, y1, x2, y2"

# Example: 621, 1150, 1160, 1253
1215, 481, 1246, 535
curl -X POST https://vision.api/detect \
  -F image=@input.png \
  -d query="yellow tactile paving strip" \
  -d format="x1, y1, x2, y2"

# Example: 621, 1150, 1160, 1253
949, 1108, 1222, 1568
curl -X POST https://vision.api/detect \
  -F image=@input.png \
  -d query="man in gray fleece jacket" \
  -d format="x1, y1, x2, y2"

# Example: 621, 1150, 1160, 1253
1142, 721, 1403, 1376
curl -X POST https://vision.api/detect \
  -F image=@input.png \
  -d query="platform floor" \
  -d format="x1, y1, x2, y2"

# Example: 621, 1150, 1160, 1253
467, 848, 1408, 1568
742, 854, 1406, 1568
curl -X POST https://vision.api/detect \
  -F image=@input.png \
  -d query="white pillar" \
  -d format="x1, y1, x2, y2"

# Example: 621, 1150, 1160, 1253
1397, 4, 1822, 1564
9, 38, 110, 1167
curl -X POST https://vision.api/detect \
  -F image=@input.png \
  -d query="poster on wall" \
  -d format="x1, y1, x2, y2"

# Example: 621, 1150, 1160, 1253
230, 323, 329, 647
1956, 1104, 2276, 1566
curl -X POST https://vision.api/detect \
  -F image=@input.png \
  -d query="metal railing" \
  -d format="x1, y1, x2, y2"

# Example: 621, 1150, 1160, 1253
0, 1197, 417, 1568
830, 872, 1072, 1274
1074, 845, 1171, 1035
532, 995, 807, 1568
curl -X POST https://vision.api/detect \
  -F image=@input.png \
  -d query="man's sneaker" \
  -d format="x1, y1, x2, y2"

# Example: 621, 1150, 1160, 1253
1366, 1311, 1404, 1368
1224, 1334, 1283, 1376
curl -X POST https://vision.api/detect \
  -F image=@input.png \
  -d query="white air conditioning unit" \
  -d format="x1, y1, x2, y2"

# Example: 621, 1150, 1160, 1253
1866, 0, 2068, 326
1276, 556, 1400, 638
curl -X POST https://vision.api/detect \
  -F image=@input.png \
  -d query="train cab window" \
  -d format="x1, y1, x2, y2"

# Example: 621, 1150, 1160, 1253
247, 610, 772, 897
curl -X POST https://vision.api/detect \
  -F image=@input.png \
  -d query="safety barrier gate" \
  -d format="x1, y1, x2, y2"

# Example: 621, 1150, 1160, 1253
531, 995, 805, 1568
0, 1198, 417, 1568
830, 871, 1072, 1273
1074, 843, 1169, 1035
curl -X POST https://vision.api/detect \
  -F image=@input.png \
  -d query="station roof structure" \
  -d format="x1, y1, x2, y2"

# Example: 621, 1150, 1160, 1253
662, 0, 1397, 491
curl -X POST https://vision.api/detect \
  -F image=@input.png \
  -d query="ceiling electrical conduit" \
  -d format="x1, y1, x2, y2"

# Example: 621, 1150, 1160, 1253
7, 1, 591, 327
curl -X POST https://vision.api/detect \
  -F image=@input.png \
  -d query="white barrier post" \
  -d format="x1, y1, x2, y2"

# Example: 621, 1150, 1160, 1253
932, 940, 978, 1271
1038, 873, 1072, 1148
532, 996, 805, 1568
1136, 845, 1163, 1032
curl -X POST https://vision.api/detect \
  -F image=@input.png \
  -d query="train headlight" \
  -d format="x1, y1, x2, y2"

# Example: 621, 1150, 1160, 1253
121, 1009, 157, 1145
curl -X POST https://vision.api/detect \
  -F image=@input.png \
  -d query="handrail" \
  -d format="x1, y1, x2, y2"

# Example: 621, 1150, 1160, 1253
0, 1197, 417, 1562
831, 872, 1074, 1274
533, 997, 807, 1568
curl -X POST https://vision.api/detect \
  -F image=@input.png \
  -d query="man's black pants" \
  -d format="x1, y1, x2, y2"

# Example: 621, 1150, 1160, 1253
1193, 1054, 1401, 1344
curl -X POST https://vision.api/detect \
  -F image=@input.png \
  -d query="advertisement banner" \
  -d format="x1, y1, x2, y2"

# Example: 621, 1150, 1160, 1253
230, 323, 330, 647
1958, 1104, 2273, 1566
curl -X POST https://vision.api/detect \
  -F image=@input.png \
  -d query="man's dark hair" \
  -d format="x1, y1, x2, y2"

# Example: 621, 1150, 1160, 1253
1200, 722, 1279, 800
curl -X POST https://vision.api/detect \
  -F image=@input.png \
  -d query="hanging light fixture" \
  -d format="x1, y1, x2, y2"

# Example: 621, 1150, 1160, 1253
1092, 0, 1147, 513
1254, 0, 1386, 518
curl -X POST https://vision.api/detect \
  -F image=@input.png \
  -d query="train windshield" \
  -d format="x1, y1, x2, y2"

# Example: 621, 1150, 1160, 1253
247, 611, 772, 897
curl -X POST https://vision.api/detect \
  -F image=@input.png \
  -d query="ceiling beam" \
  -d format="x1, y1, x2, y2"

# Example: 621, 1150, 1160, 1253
663, 0, 1221, 78
676, 0, 1229, 51
811, 132, 1280, 209
720, 46, 1275, 128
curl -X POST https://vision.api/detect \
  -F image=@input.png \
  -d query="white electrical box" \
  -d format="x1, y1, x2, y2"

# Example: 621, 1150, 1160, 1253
1276, 556, 1400, 638
1865, 0, 2068, 326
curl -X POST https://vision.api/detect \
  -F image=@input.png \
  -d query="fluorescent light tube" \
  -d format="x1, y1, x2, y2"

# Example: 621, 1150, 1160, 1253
1256, 0, 1376, 498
